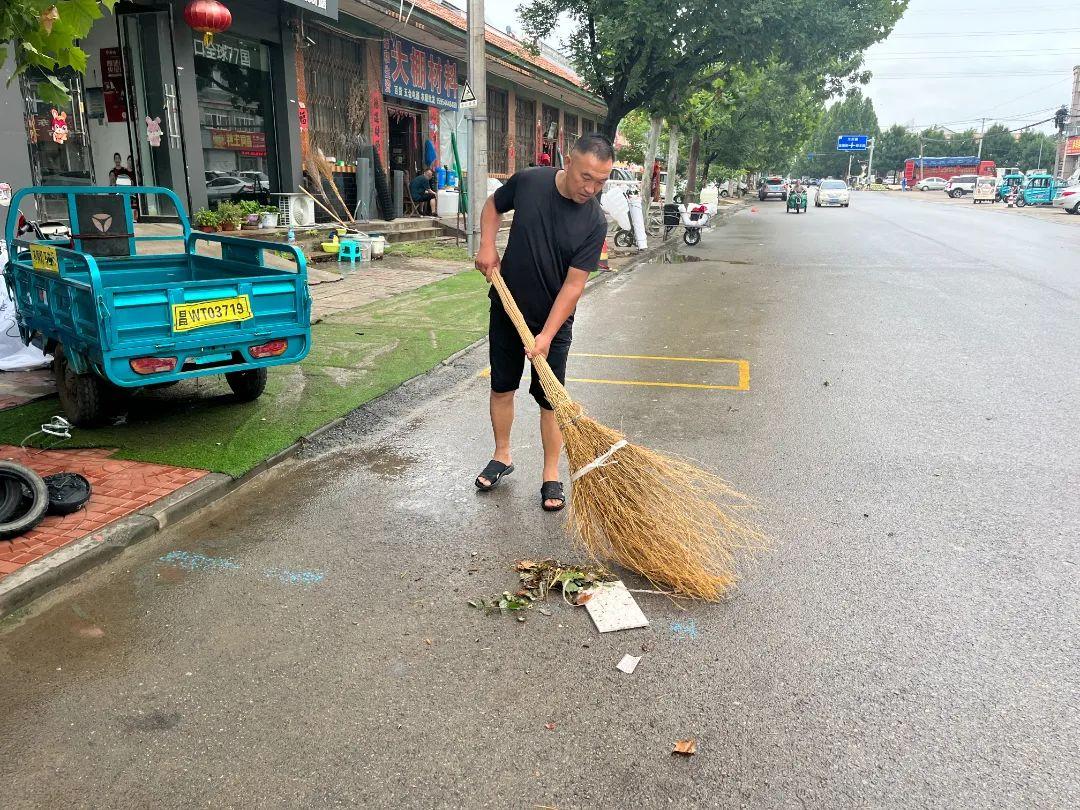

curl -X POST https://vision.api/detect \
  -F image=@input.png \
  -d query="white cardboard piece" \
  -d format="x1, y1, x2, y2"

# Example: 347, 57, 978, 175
616, 654, 641, 674
584, 581, 649, 633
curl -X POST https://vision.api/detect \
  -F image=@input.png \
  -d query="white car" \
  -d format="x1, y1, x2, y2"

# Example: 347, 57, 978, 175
605, 166, 640, 196
916, 176, 947, 191
1052, 185, 1080, 214
945, 175, 977, 198
815, 179, 850, 207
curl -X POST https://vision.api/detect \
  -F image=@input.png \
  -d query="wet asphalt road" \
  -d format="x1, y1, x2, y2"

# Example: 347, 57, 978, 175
2, 191, 1077, 808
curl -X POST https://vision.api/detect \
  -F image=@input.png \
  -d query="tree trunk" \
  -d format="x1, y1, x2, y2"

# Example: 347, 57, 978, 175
684, 133, 701, 203
663, 123, 680, 205
641, 116, 662, 202
701, 157, 712, 195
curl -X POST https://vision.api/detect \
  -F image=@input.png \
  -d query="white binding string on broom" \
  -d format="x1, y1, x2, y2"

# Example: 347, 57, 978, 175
571, 439, 628, 482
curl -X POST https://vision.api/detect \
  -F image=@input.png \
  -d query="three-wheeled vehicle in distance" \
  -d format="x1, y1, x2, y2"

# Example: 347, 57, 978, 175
1014, 173, 1061, 208
973, 176, 998, 204
997, 173, 1025, 201
3, 186, 311, 426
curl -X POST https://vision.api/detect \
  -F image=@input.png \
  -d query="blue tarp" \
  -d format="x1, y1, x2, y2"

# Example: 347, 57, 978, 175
906, 156, 981, 167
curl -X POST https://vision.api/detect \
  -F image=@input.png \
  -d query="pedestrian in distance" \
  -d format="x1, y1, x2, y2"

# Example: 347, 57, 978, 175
473, 134, 613, 511
409, 167, 437, 215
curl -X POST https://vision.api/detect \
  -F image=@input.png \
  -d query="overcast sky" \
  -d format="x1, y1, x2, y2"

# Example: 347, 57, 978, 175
477, 0, 1076, 134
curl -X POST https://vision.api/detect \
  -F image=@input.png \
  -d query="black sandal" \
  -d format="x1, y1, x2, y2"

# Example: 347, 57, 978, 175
475, 459, 514, 491
541, 481, 565, 512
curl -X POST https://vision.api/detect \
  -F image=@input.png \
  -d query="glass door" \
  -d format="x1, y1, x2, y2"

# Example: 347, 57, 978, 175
21, 70, 95, 221
118, 7, 189, 217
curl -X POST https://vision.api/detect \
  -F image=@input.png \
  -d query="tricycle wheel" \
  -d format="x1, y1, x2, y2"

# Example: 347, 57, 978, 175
613, 229, 633, 249
1016, 196, 1026, 208
682, 228, 701, 246
54, 349, 116, 427
226, 367, 268, 401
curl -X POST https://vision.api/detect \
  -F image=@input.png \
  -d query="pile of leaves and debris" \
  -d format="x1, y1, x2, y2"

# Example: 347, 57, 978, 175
468, 559, 617, 621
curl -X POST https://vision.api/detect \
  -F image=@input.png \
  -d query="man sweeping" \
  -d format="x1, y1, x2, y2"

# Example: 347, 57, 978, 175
473, 134, 613, 511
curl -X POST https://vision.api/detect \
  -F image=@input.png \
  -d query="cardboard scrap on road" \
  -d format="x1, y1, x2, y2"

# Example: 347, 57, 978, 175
584, 581, 649, 633
616, 654, 641, 674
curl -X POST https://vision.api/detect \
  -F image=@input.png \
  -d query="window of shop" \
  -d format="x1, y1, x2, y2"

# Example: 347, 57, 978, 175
487, 87, 509, 176
541, 104, 559, 161
514, 97, 536, 171
21, 70, 94, 219
564, 113, 579, 152
582, 118, 594, 136
193, 33, 277, 198
303, 27, 368, 161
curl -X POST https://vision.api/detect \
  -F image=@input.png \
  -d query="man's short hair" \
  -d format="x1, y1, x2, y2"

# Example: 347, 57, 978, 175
572, 133, 614, 162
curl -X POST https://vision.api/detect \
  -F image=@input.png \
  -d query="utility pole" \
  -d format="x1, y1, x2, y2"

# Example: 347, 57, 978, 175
976, 117, 986, 160
466, 0, 488, 256
866, 137, 876, 182
846, 153, 853, 182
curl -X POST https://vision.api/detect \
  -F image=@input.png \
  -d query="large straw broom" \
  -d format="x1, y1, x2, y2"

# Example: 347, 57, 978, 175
488, 272, 765, 601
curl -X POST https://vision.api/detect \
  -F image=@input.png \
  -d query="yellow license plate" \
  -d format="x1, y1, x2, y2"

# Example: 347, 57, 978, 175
30, 244, 59, 273
172, 295, 253, 332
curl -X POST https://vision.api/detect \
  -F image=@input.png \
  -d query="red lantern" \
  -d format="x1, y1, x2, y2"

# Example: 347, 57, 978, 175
184, 0, 232, 47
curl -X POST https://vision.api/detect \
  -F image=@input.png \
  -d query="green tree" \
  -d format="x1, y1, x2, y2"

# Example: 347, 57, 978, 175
1, 1, 117, 106
873, 124, 920, 177
518, 0, 909, 137
1015, 130, 1056, 172
795, 89, 880, 179
979, 124, 1018, 167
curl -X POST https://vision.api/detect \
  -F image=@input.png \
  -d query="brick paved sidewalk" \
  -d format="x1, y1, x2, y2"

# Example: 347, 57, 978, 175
0, 446, 206, 579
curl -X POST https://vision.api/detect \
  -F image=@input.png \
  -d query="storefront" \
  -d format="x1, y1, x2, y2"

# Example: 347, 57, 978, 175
5, 0, 304, 220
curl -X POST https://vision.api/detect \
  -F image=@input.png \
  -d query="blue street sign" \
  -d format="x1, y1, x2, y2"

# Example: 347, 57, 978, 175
837, 134, 869, 152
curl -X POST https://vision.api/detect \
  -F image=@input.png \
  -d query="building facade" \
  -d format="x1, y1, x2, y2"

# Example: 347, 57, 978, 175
0, 0, 605, 220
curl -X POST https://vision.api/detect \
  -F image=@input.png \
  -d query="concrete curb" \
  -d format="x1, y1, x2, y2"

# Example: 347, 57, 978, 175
0, 214, 738, 617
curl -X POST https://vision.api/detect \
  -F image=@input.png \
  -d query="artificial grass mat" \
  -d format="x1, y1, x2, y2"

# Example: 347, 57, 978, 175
0, 272, 490, 477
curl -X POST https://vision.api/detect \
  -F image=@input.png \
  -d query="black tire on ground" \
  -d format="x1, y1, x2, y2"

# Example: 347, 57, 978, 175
0, 461, 49, 540
719, 189, 730, 197
1016, 196, 1027, 208
371, 149, 395, 222
613, 229, 633, 248
226, 367, 268, 401
1069, 203, 1080, 215
54, 347, 115, 427
683, 228, 701, 246
0, 476, 22, 524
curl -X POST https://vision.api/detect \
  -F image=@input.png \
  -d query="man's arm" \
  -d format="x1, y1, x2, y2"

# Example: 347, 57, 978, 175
527, 267, 589, 360
474, 195, 503, 280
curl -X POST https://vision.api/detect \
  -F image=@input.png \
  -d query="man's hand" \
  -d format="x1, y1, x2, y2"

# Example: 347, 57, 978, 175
475, 243, 501, 281
526, 331, 553, 361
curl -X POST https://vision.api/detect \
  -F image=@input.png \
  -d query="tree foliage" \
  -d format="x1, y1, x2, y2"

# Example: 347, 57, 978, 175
794, 89, 880, 178
873, 124, 920, 176
1, 0, 117, 106
518, 0, 909, 136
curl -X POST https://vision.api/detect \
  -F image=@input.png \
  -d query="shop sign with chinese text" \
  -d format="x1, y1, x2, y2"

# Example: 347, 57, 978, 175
383, 36, 459, 110
210, 129, 267, 156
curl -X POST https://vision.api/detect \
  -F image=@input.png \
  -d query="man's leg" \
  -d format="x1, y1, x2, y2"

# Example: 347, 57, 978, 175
478, 302, 525, 487
539, 407, 563, 508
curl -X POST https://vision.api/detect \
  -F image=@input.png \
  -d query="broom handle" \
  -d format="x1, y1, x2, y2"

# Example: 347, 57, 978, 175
488, 272, 572, 410
300, 186, 349, 229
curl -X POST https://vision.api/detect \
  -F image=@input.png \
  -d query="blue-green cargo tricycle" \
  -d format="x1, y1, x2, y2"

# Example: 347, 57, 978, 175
786, 189, 807, 213
1014, 173, 1061, 208
3, 186, 311, 426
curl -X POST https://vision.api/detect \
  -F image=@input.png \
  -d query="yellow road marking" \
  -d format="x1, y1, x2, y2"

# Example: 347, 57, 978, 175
477, 352, 750, 391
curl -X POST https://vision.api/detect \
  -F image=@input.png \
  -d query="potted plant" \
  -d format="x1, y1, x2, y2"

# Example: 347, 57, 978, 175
217, 202, 242, 231
193, 208, 220, 232
239, 200, 262, 229
258, 205, 280, 229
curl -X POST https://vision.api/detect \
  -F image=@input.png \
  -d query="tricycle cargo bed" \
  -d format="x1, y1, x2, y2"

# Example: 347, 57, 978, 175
3, 185, 311, 390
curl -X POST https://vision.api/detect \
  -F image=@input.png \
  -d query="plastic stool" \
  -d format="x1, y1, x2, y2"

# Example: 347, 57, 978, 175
338, 239, 361, 266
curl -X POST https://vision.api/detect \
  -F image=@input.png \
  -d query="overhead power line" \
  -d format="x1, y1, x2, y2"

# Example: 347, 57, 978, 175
890, 27, 1080, 38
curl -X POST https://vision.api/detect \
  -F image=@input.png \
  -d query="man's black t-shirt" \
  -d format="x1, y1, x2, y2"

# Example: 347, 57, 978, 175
491, 167, 607, 334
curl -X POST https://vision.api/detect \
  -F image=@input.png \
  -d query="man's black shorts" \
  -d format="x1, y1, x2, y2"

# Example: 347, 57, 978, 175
488, 301, 570, 410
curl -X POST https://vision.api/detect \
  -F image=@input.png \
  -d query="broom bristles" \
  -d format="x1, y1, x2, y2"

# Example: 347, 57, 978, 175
487, 273, 765, 601
557, 403, 764, 601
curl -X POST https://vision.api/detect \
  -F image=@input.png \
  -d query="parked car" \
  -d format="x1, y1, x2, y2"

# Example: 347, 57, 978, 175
945, 175, 978, 198
206, 175, 250, 201
916, 176, 947, 191
605, 166, 640, 196
1052, 184, 1080, 214
808, 178, 820, 187
238, 171, 270, 193
759, 176, 788, 201
815, 179, 850, 207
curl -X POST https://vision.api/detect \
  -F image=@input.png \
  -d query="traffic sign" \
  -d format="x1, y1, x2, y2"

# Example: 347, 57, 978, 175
836, 134, 869, 152
459, 80, 477, 109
